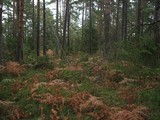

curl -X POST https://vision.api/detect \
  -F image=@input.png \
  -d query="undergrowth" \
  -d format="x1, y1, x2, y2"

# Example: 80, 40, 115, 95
0, 55, 159, 119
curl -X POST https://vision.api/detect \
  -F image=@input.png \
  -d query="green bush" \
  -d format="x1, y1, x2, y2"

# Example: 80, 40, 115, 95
60, 70, 83, 82
34, 56, 54, 69
80, 53, 89, 62
110, 34, 160, 66
139, 87, 160, 119
81, 23, 99, 53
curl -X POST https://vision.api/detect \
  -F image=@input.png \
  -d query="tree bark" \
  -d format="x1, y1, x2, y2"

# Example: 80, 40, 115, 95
154, 0, 160, 64
154, 0, 160, 44
136, 0, 142, 40
104, 0, 110, 59
67, 9, 70, 52
13, 0, 16, 39
62, 0, 69, 58
0, 0, 3, 63
17, 0, 24, 62
36, 0, 40, 56
32, 0, 35, 50
81, 2, 85, 51
43, 0, 46, 55
89, 0, 92, 53
122, 0, 128, 40
116, 0, 120, 41
55, 0, 59, 56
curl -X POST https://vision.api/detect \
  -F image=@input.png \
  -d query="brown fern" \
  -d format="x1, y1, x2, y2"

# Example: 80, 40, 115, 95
50, 108, 60, 120
69, 92, 104, 113
5, 61, 25, 76
110, 106, 148, 120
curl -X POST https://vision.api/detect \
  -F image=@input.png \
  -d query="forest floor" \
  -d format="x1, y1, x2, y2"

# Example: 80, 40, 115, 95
0, 54, 160, 120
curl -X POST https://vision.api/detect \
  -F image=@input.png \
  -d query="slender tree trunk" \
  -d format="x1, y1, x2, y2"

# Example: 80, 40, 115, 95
154, 0, 160, 44
43, 0, 46, 55
16, 0, 19, 19
81, 2, 85, 51
62, 0, 69, 58
15, 0, 19, 60
36, 0, 40, 56
104, 0, 110, 59
13, 0, 16, 39
59, 0, 62, 37
32, 0, 35, 50
55, 0, 59, 56
154, 0, 160, 64
0, 1, 3, 63
67, 10, 70, 52
98, 1, 103, 50
116, 0, 120, 41
136, 0, 142, 40
17, 0, 24, 62
141, 0, 145, 34
7, 5, 10, 38
89, 0, 92, 53
122, 0, 128, 40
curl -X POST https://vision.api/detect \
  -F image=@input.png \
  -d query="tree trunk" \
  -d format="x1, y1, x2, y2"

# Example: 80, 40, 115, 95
89, 0, 92, 53
67, 10, 70, 52
0, 1, 3, 63
81, 2, 85, 51
136, 0, 142, 40
62, 0, 69, 58
17, 0, 24, 62
104, 0, 110, 59
43, 0, 46, 55
32, 0, 35, 50
7, 5, 10, 38
116, 0, 120, 41
154, 0, 160, 64
97, 1, 103, 50
36, 0, 40, 56
122, 0, 128, 40
154, 0, 160, 44
55, 0, 59, 56
13, 0, 16, 39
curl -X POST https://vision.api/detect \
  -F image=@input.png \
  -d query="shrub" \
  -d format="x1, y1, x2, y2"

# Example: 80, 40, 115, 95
80, 53, 88, 62
60, 70, 83, 82
34, 56, 54, 69
110, 34, 160, 66
139, 87, 160, 119
0, 65, 5, 74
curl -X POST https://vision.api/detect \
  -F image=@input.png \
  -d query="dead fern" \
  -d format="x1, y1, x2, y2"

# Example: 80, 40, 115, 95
88, 107, 109, 120
106, 70, 124, 83
50, 108, 60, 120
46, 49, 54, 56
11, 106, 28, 120
66, 65, 83, 71
46, 70, 60, 80
119, 78, 138, 85
33, 93, 65, 108
118, 87, 137, 103
5, 61, 25, 76
0, 100, 14, 106
110, 106, 148, 120
69, 92, 104, 113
